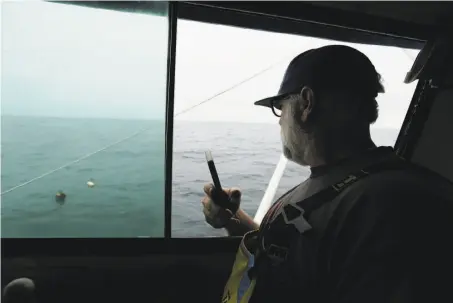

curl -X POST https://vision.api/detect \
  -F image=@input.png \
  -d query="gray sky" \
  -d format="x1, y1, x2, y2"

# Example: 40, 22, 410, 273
2, 1, 419, 129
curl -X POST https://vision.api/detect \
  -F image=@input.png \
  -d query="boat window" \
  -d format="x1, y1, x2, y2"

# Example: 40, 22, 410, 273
1, 1, 168, 237
172, 20, 420, 237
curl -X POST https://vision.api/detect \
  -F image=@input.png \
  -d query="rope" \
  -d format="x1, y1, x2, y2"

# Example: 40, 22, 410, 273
174, 56, 289, 117
1, 127, 147, 195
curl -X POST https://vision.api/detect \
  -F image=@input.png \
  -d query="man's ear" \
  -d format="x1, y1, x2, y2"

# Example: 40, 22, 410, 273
300, 86, 315, 123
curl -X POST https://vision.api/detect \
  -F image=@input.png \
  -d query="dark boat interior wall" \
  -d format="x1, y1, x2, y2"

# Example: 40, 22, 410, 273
411, 70, 453, 183
307, 2, 453, 27
2, 251, 240, 303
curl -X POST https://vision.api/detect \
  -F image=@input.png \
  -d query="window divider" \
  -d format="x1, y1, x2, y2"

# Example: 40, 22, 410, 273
164, 1, 178, 239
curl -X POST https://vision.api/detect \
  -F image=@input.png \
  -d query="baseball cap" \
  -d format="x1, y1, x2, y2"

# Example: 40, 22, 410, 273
254, 45, 384, 108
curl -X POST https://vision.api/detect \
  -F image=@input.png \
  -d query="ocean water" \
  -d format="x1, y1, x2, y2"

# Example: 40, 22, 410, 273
1, 116, 398, 238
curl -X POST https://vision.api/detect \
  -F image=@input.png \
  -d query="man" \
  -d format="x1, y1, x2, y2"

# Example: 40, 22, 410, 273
202, 45, 453, 303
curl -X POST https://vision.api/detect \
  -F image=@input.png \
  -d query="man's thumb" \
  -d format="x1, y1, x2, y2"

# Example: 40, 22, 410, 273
228, 188, 242, 202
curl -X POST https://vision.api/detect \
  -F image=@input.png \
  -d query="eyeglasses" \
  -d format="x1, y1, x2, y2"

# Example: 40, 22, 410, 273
271, 95, 293, 117
270, 93, 299, 117
271, 99, 282, 117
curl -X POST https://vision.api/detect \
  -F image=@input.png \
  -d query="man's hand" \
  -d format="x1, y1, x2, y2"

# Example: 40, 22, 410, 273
201, 183, 242, 229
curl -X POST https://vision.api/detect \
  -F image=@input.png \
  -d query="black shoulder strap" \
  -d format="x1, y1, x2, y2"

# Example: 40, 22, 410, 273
259, 183, 302, 229
296, 157, 410, 220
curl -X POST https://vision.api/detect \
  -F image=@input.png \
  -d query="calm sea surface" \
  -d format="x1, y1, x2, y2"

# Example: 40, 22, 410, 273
1, 116, 398, 237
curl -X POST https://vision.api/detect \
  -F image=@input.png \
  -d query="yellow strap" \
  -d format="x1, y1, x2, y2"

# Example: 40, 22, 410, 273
222, 241, 256, 303
240, 279, 256, 303
222, 247, 248, 303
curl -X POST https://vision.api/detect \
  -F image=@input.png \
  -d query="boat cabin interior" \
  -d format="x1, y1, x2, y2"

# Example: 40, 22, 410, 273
2, 2, 453, 303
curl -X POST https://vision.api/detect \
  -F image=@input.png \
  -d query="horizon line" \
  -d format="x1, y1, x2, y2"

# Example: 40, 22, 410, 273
1, 114, 399, 130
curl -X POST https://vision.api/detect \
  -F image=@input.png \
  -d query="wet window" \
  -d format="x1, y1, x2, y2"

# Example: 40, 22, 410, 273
1, 1, 168, 237
172, 20, 419, 237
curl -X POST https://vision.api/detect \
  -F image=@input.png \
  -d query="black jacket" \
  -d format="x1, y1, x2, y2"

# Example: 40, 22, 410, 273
247, 147, 453, 303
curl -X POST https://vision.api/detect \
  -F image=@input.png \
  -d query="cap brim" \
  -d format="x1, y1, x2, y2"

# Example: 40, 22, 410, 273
253, 93, 287, 108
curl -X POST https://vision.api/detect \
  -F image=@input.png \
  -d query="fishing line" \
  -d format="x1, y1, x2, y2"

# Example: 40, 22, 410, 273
1, 128, 147, 196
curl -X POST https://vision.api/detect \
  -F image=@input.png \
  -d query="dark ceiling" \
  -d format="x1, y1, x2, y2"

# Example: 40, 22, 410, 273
53, 1, 453, 49
309, 2, 453, 27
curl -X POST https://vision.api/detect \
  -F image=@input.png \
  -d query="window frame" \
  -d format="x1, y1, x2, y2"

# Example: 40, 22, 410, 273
2, 1, 429, 258
164, 0, 178, 239
177, 2, 426, 49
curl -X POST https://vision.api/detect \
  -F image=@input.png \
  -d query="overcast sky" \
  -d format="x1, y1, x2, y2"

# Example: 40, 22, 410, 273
2, 1, 419, 130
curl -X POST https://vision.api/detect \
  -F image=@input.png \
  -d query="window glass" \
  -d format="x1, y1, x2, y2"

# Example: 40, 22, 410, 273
1, 2, 168, 237
172, 20, 419, 237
